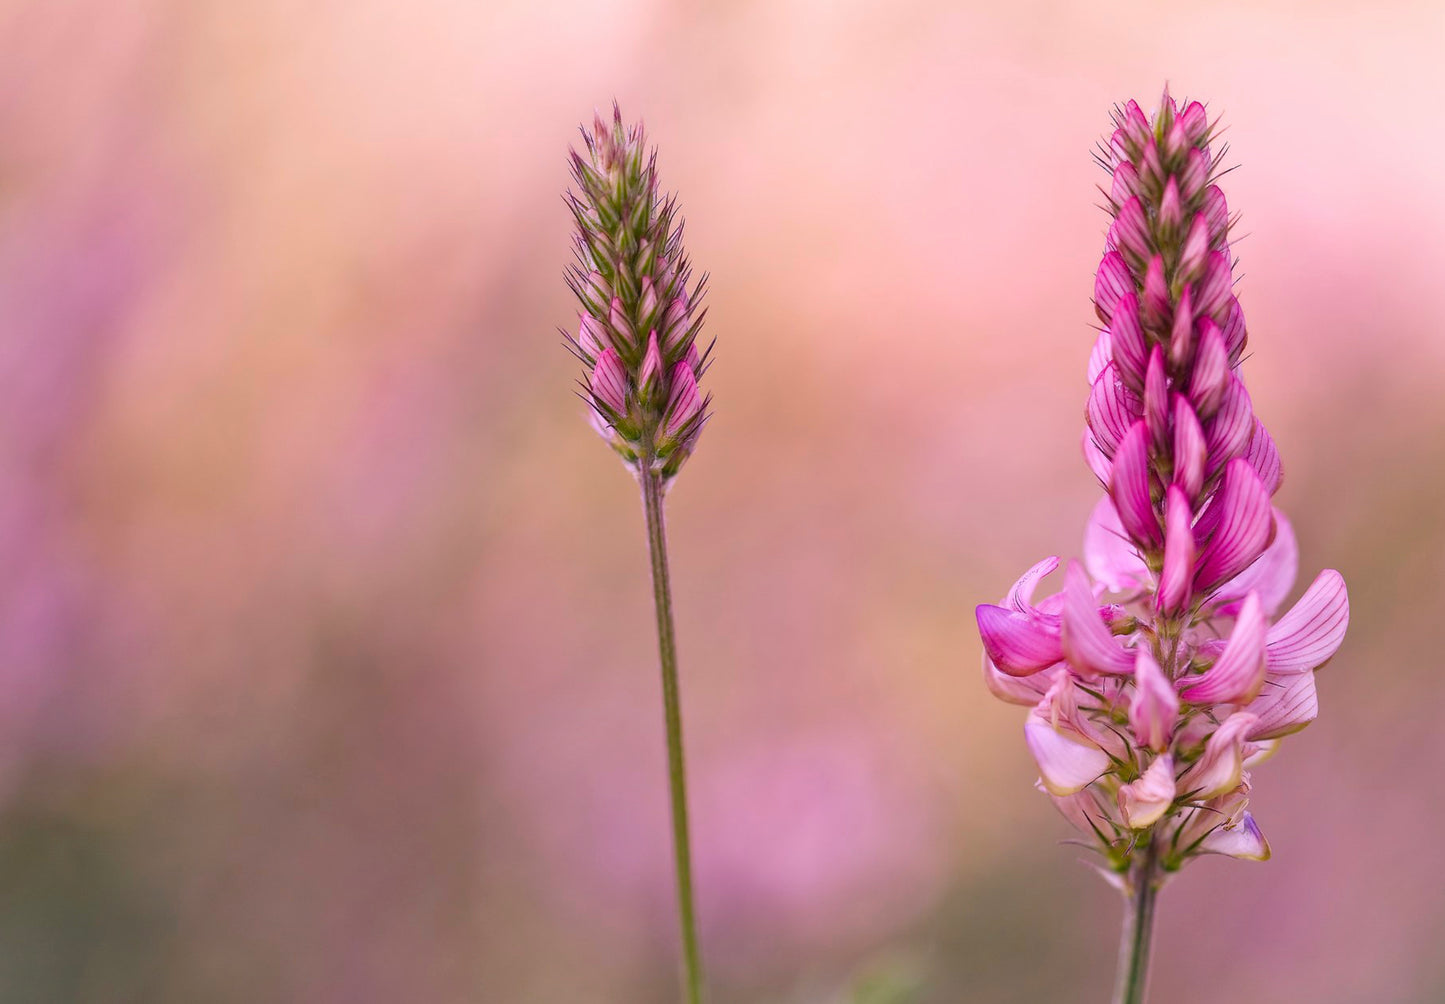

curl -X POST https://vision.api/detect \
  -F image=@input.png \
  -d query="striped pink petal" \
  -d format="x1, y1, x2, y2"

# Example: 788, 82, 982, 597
1110, 421, 1162, 548
1144, 348, 1169, 451
1087, 363, 1141, 458
1130, 646, 1180, 752
1109, 294, 1149, 392
1094, 251, 1134, 322
1083, 496, 1149, 593
1087, 329, 1113, 384
1118, 754, 1176, 828
1245, 671, 1318, 740
1188, 318, 1229, 419
1266, 569, 1349, 674
1245, 418, 1283, 495
1195, 460, 1274, 592
1182, 712, 1258, 798
1060, 561, 1134, 676
1158, 486, 1195, 614
976, 604, 1063, 677
1172, 395, 1206, 502
1179, 593, 1268, 704
1204, 376, 1255, 476
1214, 508, 1298, 617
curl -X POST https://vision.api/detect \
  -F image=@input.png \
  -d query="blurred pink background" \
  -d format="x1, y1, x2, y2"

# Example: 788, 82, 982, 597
1, 1, 1442, 1001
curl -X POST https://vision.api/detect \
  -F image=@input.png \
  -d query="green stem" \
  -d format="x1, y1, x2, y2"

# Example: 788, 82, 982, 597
1112, 837, 1161, 1004
640, 466, 705, 1004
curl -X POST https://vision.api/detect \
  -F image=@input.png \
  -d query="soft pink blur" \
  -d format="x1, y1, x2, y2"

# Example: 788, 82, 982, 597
0, 1, 1442, 1001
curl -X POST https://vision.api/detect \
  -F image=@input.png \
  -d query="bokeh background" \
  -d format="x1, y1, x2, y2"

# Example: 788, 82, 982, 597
1, 1, 1442, 1001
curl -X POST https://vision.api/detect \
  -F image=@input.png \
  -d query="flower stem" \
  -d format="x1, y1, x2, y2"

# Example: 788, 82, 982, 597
640, 466, 705, 1004
1112, 837, 1161, 1004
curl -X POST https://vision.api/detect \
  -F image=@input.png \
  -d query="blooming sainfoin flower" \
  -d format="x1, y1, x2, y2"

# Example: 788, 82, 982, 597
564, 105, 710, 482
976, 92, 1349, 876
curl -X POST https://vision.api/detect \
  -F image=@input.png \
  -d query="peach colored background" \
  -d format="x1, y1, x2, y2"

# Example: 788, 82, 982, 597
1, 1, 1442, 1001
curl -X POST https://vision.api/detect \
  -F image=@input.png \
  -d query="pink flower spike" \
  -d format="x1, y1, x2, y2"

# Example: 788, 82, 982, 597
1130, 647, 1180, 752
1215, 509, 1298, 617
1172, 395, 1206, 501
1118, 754, 1177, 829
1109, 294, 1149, 392
1060, 561, 1135, 676
1094, 251, 1134, 322
1245, 418, 1284, 495
1025, 674, 1112, 795
589, 347, 630, 417
1115, 197, 1151, 264
1195, 252, 1234, 320
1142, 255, 1170, 329
1204, 375, 1255, 475
1158, 487, 1195, 615
1195, 460, 1274, 592
1084, 497, 1149, 593
1188, 319, 1229, 419
1088, 363, 1141, 459
1144, 348, 1169, 452
1266, 570, 1350, 674
662, 361, 702, 437
1179, 214, 1211, 282
1110, 421, 1162, 548
638, 330, 664, 398
976, 604, 1063, 677
1179, 594, 1268, 705
1182, 712, 1258, 798
1245, 671, 1319, 740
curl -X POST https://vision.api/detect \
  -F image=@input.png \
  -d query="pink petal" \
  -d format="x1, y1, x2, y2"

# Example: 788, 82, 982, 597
1221, 296, 1247, 362
1005, 556, 1062, 612
589, 347, 629, 416
1179, 214, 1210, 282
1118, 754, 1177, 829
1182, 712, 1257, 798
1245, 419, 1283, 496
1169, 286, 1196, 369
983, 651, 1054, 707
1188, 319, 1229, 419
1110, 421, 1162, 548
1179, 148, 1208, 200
1214, 508, 1298, 617
1245, 671, 1318, 740
1115, 197, 1152, 264
1111, 162, 1141, 203
976, 604, 1063, 676
638, 330, 664, 395
1087, 363, 1142, 458
1025, 684, 1112, 796
1158, 177, 1183, 233
662, 362, 702, 436
1094, 251, 1134, 323
1060, 561, 1135, 676
1194, 460, 1274, 592
1087, 329, 1113, 385
1144, 348, 1169, 451
1266, 569, 1349, 674
1199, 811, 1270, 861
1179, 100, 1209, 143
1083, 496, 1149, 593
1194, 252, 1233, 319
1158, 486, 1196, 614
1179, 594, 1268, 704
1172, 395, 1206, 502
1083, 429, 1112, 485
1205, 375, 1255, 475
1109, 294, 1148, 393
1130, 647, 1180, 752
1142, 255, 1170, 329
1202, 186, 1229, 245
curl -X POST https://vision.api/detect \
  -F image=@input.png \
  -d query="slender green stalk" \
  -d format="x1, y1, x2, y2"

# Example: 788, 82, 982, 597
640, 465, 704, 1004
1112, 837, 1161, 1004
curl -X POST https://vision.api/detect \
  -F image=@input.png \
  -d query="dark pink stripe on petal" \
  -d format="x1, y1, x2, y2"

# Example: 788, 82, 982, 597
1087, 363, 1142, 458
1110, 421, 1162, 547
